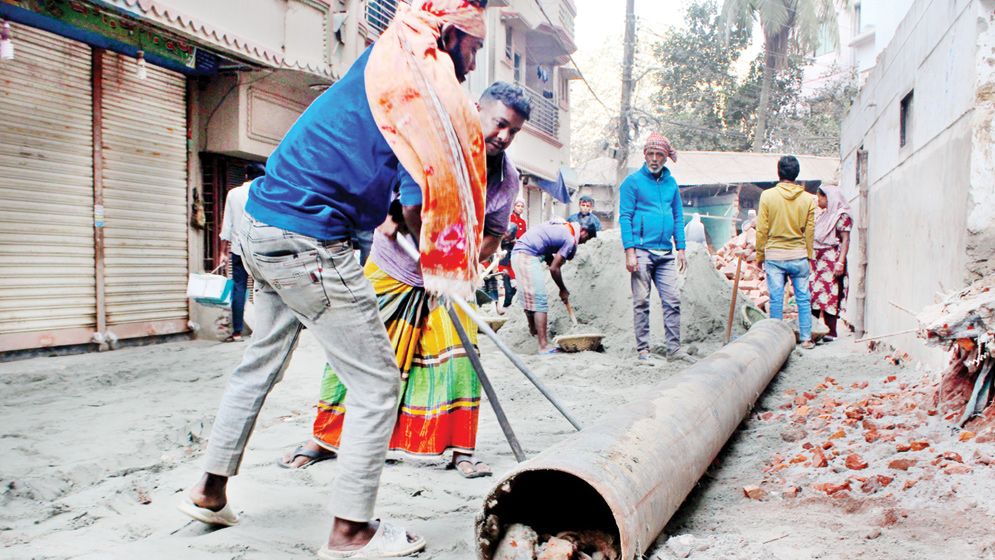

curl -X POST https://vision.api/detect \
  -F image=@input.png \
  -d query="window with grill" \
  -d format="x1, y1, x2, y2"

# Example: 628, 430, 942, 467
366, 0, 403, 37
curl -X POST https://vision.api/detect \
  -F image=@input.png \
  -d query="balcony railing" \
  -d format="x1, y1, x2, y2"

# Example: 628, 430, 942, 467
523, 87, 560, 138
366, 0, 404, 37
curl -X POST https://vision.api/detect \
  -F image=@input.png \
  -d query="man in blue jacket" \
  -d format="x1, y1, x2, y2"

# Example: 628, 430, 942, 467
618, 132, 696, 363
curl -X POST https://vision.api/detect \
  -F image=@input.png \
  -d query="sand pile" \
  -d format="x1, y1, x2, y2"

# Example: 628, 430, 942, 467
498, 229, 752, 355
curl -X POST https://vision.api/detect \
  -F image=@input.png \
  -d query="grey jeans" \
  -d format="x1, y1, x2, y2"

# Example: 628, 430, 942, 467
203, 215, 400, 523
631, 249, 681, 354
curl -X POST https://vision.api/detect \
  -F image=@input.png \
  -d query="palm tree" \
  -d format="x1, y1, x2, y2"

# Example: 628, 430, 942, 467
721, 0, 843, 151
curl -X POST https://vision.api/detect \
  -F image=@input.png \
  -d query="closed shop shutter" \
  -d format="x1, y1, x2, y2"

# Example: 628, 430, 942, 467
0, 25, 95, 351
100, 51, 189, 337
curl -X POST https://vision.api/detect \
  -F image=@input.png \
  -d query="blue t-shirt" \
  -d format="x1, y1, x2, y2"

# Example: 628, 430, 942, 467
245, 47, 410, 241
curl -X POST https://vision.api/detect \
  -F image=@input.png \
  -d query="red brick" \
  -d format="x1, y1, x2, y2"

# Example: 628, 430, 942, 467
846, 454, 869, 470
942, 451, 964, 463
888, 458, 917, 471
910, 440, 930, 451
743, 485, 765, 499
943, 464, 972, 475
812, 447, 828, 468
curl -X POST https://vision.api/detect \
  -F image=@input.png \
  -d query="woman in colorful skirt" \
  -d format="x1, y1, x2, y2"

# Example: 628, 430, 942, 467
810, 185, 852, 341
307, 259, 487, 475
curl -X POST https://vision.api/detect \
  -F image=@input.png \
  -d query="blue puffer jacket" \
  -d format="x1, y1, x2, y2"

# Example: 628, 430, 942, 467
618, 164, 686, 251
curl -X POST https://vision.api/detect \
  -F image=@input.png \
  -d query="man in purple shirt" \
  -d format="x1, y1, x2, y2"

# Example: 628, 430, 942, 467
511, 219, 597, 353
280, 82, 529, 479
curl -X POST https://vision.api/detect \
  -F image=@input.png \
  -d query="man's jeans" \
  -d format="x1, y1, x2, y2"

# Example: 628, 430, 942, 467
764, 258, 813, 342
631, 249, 681, 354
230, 254, 249, 335
204, 215, 401, 522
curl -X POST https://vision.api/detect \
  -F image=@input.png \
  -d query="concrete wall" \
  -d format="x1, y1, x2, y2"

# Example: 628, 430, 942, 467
840, 0, 995, 366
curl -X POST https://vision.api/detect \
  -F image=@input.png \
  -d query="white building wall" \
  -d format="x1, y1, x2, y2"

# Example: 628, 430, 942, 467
840, 0, 995, 366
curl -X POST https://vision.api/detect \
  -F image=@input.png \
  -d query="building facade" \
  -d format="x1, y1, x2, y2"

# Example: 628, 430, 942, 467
466, 0, 578, 227
0, 0, 576, 354
840, 0, 995, 366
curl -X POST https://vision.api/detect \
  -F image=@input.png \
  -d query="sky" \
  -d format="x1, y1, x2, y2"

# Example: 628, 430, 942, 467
572, 0, 686, 54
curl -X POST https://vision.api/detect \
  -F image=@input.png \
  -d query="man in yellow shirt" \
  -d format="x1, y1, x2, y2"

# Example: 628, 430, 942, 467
756, 155, 816, 349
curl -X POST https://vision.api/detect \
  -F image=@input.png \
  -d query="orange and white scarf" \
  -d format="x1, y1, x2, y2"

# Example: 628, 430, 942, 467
366, 0, 487, 298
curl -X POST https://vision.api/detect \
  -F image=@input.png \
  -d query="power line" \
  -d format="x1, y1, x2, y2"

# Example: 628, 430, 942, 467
529, 0, 612, 112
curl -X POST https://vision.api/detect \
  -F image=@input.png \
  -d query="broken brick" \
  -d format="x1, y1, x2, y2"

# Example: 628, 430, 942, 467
829, 429, 846, 440
941, 452, 964, 463
803, 391, 817, 401
793, 396, 808, 407
812, 447, 828, 468
902, 479, 918, 490
864, 430, 881, 443
812, 481, 851, 495
889, 458, 917, 471
943, 464, 972, 475
959, 431, 975, 442
780, 427, 808, 442
822, 441, 834, 450
782, 486, 800, 498
896, 443, 912, 452
910, 441, 930, 451
876, 475, 893, 487
846, 454, 869, 470
802, 442, 814, 450
790, 454, 807, 464
743, 485, 765, 499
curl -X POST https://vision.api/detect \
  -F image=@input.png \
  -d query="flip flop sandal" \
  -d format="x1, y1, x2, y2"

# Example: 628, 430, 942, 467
450, 457, 492, 479
277, 444, 337, 469
537, 347, 560, 355
317, 520, 426, 559
222, 334, 243, 343
177, 496, 239, 527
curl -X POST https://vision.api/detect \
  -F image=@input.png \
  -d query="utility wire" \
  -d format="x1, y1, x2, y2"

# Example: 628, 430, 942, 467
529, 0, 612, 112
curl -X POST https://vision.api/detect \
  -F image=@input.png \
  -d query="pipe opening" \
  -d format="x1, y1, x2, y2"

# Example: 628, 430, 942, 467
478, 469, 621, 559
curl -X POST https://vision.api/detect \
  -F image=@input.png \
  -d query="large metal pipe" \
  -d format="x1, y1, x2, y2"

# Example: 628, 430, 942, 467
475, 319, 796, 559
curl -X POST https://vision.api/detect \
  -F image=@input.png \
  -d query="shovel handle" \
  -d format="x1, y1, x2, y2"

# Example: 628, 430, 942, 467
565, 302, 579, 326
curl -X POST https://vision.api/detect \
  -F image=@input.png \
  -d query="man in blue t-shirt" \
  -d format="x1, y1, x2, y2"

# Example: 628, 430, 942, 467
179, 3, 488, 556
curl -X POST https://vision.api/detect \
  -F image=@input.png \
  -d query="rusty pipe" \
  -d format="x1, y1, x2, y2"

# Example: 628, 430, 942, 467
475, 319, 796, 559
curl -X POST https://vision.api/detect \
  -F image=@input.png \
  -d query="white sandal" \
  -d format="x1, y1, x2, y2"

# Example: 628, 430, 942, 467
177, 496, 239, 527
317, 520, 426, 559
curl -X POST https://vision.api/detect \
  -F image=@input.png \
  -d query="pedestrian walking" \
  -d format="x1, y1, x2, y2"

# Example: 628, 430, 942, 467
218, 162, 265, 343
756, 155, 817, 349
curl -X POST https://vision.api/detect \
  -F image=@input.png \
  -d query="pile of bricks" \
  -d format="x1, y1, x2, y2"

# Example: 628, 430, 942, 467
712, 229, 797, 319
743, 369, 993, 511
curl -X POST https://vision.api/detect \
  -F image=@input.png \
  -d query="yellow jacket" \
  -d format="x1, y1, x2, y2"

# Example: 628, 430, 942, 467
756, 182, 815, 263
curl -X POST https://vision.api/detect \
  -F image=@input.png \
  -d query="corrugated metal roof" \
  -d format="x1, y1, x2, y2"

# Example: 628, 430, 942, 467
575, 151, 841, 187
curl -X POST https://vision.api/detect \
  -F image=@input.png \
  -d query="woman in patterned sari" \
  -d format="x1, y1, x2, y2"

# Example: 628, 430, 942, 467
810, 185, 852, 341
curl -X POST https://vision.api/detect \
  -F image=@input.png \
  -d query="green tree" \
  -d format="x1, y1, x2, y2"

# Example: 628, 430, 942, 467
721, 0, 843, 151
649, 0, 753, 151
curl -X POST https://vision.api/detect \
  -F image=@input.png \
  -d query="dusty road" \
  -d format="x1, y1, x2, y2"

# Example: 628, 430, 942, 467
2, 323, 992, 559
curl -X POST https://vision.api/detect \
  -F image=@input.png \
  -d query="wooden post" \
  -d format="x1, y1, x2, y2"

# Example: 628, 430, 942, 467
725, 255, 743, 343
854, 148, 869, 337
91, 49, 106, 338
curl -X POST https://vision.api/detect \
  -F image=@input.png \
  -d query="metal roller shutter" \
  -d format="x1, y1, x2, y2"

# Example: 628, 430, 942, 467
100, 51, 189, 337
0, 25, 95, 351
